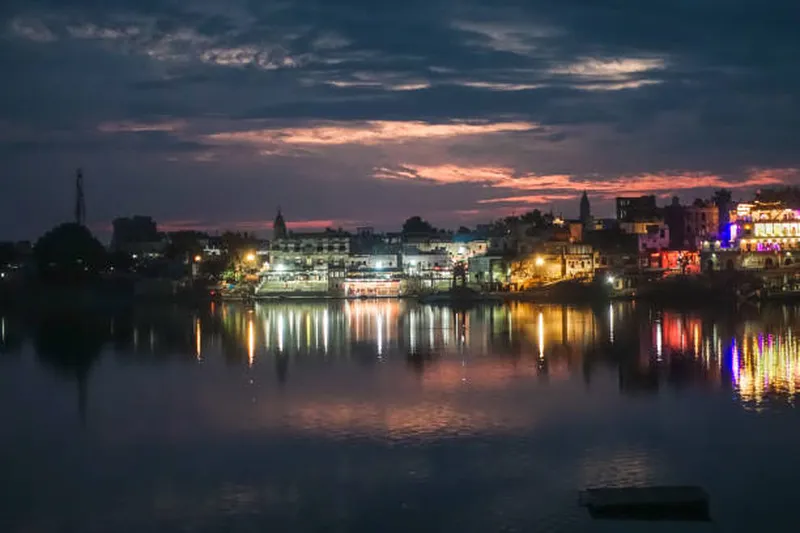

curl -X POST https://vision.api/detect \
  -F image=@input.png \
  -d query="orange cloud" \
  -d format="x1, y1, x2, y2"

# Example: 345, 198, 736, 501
206, 120, 539, 147
157, 220, 208, 232
479, 194, 576, 204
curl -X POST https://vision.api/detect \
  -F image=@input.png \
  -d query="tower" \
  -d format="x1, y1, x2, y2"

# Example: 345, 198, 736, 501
75, 168, 86, 226
273, 207, 287, 240
579, 190, 591, 226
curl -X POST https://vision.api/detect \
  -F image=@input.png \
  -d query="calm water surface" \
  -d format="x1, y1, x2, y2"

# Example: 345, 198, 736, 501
1, 300, 800, 532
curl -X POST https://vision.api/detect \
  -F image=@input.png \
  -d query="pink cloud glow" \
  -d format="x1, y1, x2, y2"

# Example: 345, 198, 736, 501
232, 219, 350, 231
148, 219, 355, 234
375, 164, 797, 200
479, 194, 577, 205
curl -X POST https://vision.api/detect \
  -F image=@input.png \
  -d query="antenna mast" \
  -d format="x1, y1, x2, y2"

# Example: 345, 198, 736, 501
75, 168, 86, 226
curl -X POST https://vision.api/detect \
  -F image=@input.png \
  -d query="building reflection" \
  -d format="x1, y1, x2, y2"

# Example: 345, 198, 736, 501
5, 299, 800, 411
213, 300, 800, 404
617, 305, 800, 406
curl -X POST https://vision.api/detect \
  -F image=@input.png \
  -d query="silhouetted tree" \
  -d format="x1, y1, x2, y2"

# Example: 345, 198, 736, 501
712, 189, 732, 206
457, 226, 471, 234
520, 209, 545, 227
402, 216, 436, 235
34, 223, 107, 283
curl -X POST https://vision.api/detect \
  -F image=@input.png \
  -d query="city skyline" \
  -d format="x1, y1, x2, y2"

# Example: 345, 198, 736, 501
2, 0, 799, 240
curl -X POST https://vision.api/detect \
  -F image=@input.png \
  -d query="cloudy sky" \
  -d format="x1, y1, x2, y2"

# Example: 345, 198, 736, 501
2, 0, 799, 240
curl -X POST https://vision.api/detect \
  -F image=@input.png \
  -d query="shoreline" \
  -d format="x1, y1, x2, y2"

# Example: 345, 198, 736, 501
0, 274, 786, 310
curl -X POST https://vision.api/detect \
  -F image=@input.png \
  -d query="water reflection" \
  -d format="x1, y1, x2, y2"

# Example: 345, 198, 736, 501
6, 300, 800, 533
3, 301, 800, 410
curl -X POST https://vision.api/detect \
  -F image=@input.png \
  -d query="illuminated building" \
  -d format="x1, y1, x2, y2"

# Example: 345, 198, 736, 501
637, 224, 670, 253
510, 243, 597, 288
704, 201, 800, 271
404, 237, 489, 263
257, 266, 331, 297
402, 250, 452, 291
342, 269, 407, 297
644, 250, 699, 273
468, 255, 509, 289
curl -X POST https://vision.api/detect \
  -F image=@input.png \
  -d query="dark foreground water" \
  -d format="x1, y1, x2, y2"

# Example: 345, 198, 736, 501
1, 300, 800, 533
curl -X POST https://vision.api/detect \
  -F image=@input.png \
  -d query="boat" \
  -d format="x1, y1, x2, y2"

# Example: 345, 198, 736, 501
579, 485, 710, 521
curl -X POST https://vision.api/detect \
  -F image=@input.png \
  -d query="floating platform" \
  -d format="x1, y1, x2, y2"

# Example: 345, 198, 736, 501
579, 486, 710, 521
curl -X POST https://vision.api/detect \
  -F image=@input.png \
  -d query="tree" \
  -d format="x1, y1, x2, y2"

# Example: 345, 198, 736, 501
520, 209, 544, 226
402, 216, 436, 235
457, 226, 471, 234
712, 189, 732, 206
34, 223, 107, 283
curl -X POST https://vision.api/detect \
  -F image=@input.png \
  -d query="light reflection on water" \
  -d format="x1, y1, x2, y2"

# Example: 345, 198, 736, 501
2, 301, 800, 532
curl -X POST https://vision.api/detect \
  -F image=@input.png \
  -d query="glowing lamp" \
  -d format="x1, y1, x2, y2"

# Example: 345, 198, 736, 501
194, 255, 202, 262
534, 257, 545, 267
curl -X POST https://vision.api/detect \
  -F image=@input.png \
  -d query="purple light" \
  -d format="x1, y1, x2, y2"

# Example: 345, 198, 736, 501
729, 223, 738, 242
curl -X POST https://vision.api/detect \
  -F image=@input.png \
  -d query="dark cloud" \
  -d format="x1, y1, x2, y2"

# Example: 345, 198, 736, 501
1, 0, 799, 239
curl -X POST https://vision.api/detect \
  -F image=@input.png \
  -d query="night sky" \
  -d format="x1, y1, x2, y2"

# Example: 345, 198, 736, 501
2, 0, 799, 240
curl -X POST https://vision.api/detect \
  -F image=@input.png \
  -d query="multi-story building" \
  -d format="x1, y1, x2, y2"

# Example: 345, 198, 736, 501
703, 201, 800, 271
510, 242, 597, 288
684, 201, 719, 249
468, 255, 509, 289
346, 254, 400, 270
269, 209, 352, 269
616, 195, 658, 222
402, 250, 452, 291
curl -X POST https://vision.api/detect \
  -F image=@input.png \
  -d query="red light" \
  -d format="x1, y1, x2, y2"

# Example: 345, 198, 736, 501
210, 290, 216, 295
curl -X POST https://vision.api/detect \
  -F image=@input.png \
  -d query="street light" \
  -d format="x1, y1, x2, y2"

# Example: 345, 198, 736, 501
535, 256, 544, 267
194, 255, 202, 262
245, 253, 256, 262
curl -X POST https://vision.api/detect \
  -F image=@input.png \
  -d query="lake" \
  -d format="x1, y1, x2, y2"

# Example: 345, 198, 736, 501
1, 300, 799, 532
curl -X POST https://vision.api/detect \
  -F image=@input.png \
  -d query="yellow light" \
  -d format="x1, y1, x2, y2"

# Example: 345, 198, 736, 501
194, 255, 202, 262
195, 318, 202, 360
537, 312, 544, 359
245, 253, 256, 262
535, 256, 545, 267
248, 318, 255, 366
